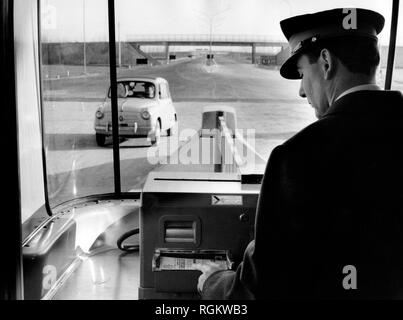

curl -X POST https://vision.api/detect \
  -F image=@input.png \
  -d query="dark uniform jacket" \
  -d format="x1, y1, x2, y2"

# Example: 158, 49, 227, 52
202, 90, 403, 299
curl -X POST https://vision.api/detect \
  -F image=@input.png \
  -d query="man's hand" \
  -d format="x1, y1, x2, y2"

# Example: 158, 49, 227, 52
193, 261, 227, 294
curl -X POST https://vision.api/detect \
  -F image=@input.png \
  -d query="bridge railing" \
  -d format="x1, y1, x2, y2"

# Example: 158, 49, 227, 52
126, 34, 285, 43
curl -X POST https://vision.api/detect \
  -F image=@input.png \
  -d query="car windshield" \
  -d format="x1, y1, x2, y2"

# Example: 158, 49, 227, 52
108, 81, 156, 99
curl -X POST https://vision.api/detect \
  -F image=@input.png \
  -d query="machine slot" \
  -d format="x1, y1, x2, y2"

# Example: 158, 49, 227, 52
152, 249, 233, 272
164, 221, 195, 243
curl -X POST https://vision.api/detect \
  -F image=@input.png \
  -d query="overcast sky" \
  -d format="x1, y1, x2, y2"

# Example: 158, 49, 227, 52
41, 0, 399, 45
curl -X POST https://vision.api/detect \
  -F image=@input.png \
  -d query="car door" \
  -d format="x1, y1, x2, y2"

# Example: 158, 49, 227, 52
158, 82, 171, 130
161, 82, 175, 129
166, 81, 176, 126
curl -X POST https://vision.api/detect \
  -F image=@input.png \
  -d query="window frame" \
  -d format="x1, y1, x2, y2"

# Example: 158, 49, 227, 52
3, 0, 401, 299
1, 0, 24, 300
37, 0, 402, 212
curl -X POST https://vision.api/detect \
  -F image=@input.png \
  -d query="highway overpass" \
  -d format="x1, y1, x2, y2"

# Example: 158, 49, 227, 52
125, 34, 289, 64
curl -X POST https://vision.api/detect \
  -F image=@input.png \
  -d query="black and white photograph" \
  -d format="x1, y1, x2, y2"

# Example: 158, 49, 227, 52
1, 0, 403, 311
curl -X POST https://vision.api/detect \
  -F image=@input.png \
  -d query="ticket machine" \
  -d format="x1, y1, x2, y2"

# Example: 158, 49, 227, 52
139, 106, 266, 299
139, 171, 261, 299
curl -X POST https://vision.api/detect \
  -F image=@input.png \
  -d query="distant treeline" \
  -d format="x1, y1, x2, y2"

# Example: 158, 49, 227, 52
41, 42, 192, 66
41, 42, 140, 65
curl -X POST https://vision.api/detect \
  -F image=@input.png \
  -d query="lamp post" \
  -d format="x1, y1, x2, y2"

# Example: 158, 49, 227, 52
195, 6, 229, 64
83, 0, 87, 74
209, 17, 213, 62
118, 21, 122, 67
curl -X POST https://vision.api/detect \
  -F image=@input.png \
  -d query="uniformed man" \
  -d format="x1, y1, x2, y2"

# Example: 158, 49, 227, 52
195, 8, 403, 299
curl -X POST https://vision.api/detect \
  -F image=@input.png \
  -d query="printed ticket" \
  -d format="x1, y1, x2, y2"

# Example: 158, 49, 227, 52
159, 257, 228, 270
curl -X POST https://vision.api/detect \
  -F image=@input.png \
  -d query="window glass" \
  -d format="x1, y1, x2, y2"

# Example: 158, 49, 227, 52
166, 83, 171, 99
160, 83, 169, 99
15, 0, 46, 223
114, 0, 391, 193
40, 0, 393, 201
391, 1, 403, 91
41, 0, 113, 206
108, 81, 156, 98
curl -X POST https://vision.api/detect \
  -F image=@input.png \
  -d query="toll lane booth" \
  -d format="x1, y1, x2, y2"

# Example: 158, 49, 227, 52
139, 106, 267, 299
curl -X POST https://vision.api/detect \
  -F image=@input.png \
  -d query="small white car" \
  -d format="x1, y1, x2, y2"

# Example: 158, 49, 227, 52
94, 76, 178, 146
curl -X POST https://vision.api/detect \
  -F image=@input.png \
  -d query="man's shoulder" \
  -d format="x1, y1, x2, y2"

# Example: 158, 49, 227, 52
344, 89, 403, 102
280, 117, 336, 151
327, 89, 403, 116
281, 90, 403, 151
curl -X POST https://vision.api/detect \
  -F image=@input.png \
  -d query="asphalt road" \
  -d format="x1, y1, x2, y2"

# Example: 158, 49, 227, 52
43, 54, 317, 206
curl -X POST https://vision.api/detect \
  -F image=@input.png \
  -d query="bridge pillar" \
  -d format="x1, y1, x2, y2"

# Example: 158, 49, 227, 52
165, 42, 170, 64
251, 43, 256, 64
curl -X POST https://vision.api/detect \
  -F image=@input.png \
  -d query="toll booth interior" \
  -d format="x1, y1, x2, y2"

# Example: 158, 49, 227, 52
21, 106, 266, 300
6, 0, 400, 301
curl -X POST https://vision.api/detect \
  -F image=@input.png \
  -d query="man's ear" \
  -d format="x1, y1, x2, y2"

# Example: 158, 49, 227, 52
319, 49, 336, 80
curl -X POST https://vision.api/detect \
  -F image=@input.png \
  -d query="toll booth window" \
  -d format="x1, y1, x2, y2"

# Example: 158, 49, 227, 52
15, 0, 46, 223
115, 0, 391, 188
40, 0, 113, 207
39, 0, 394, 203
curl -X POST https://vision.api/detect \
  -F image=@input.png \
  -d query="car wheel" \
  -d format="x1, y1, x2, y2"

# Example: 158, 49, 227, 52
96, 133, 106, 146
151, 121, 161, 145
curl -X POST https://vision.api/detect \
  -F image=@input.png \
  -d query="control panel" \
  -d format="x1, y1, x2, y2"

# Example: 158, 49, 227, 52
139, 171, 261, 299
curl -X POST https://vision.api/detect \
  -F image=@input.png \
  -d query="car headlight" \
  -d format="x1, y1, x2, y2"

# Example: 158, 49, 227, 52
141, 110, 151, 120
96, 110, 104, 119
